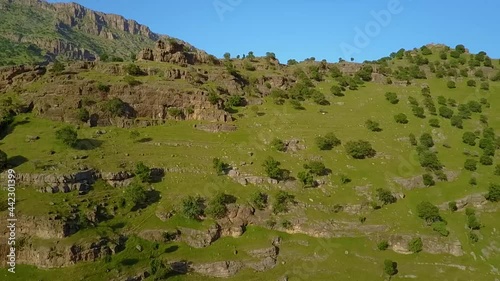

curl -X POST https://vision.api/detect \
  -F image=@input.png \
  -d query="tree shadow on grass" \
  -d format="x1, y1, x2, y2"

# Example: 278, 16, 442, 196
165, 245, 179, 253
121, 258, 138, 266
75, 139, 103, 150
0, 120, 30, 140
137, 137, 153, 143
8, 155, 28, 168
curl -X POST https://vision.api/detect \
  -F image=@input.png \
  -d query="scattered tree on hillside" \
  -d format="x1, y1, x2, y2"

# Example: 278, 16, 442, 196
181, 196, 204, 219
345, 140, 376, 159
55, 126, 78, 147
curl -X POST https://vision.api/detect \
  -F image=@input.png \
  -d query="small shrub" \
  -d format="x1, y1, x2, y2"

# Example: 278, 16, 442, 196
429, 118, 440, 128
409, 133, 417, 146
250, 192, 268, 210
447, 81, 456, 88
55, 126, 78, 147
315, 133, 341, 150
467, 79, 476, 87
181, 196, 204, 219
365, 119, 382, 132
462, 132, 477, 146
383, 259, 398, 277
124, 63, 143, 76
479, 155, 493, 166
377, 241, 389, 251
422, 173, 435, 186
420, 133, 434, 148
270, 138, 286, 152
394, 113, 409, 124
408, 237, 423, 253
123, 76, 142, 86
432, 221, 449, 237
135, 162, 151, 183
345, 140, 376, 159
385, 92, 399, 104
450, 115, 463, 129
439, 106, 454, 119
486, 183, 500, 202
464, 159, 478, 171
76, 108, 90, 122
212, 158, 229, 175
297, 170, 315, 187
480, 82, 490, 90
97, 83, 110, 93
448, 201, 458, 212
469, 232, 479, 243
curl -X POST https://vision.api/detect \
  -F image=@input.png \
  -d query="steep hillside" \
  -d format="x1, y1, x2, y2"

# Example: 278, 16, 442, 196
0, 0, 192, 65
0, 41, 499, 281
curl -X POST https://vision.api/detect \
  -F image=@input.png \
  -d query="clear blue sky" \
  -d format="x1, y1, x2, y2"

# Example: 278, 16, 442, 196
49, 0, 500, 62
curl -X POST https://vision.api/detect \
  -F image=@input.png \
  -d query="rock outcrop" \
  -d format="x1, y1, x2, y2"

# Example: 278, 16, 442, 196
179, 223, 221, 248
15, 236, 125, 268
388, 234, 463, 256
137, 40, 218, 66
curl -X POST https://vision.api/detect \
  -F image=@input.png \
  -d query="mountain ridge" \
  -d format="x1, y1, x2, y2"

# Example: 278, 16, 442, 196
0, 0, 196, 64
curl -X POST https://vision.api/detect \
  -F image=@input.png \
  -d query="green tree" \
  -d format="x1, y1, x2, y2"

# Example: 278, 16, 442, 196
416, 201, 441, 223
429, 118, 440, 128
376, 188, 397, 205
494, 164, 500, 176
270, 138, 286, 152
412, 106, 425, 118
76, 108, 90, 122
365, 119, 382, 132
384, 92, 399, 104
250, 191, 267, 210
303, 160, 327, 176
462, 132, 477, 146
464, 159, 478, 171
226, 95, 244, 107
420, 133, 434, 148
124, 63, 143, 76
55, 126, 78, 147
345, 140, 376, 159
315, 133, 341, 150
422, 173, 435, 186
50, 60, 65, 73
448, 201, 458, 212
479, 155, 493, 166
263, 156, 287, 181
273, 191, 295, 214
181, 196, 204, 219
297, 170, 315, 187
408, 237, 423, 253
223, 52, 231, 60
206, 192, 232, 219
212, 158, 229, 175
394, 113, 408, 124
486, 183, 500, 202
130, 130, 140, 142
124, 183, 148, 209
432, 221, 449, 236
467, 79, 477, 87
439, 106, 454, 119
103, 98, 126, 117
383, 259, 398, 277
450, 115, 463, 129
377, 241, 389, 251
135, 162, 151, 183
409, 133, 417, 146
447, 81, 456, 89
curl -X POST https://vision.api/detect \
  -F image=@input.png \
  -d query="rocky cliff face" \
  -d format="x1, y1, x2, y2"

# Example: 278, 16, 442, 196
0, 0, 190, 62
137, 40, 218, 66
